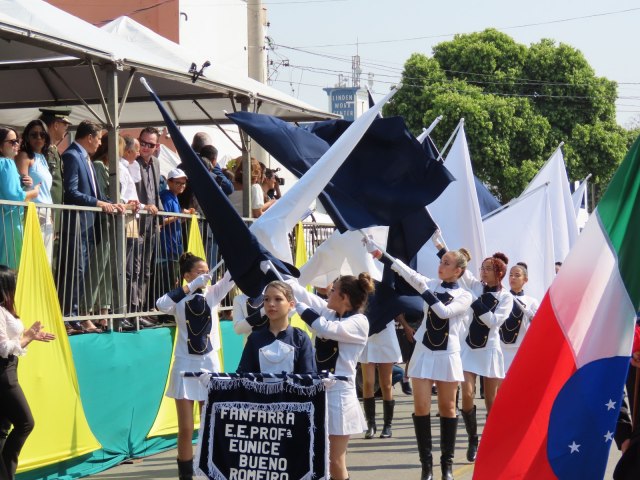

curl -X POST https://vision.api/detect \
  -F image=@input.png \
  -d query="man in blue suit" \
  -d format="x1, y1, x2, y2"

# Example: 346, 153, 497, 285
59, 120, 125, 332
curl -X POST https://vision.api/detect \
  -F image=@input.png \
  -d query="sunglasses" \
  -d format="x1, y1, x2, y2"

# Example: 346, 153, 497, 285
29, 131, 47, 139
139, 140, 157, 149
3, 139, 19, 145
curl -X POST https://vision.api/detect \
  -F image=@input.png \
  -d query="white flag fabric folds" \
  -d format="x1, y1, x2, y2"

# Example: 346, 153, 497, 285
483, 185, 556, 301
417, 121, 486, 277
521, 146, 578, 262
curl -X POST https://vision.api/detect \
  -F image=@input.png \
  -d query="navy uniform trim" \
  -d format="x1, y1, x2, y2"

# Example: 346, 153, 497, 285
421, 289, 438, 306
499, 301, 524, 345
300, 308, 321, 326
245, 310, 268, 329
184, 295, 213, 355
465, 293, 499, 350
167, 286, 187, 303
422, 291, 453, 351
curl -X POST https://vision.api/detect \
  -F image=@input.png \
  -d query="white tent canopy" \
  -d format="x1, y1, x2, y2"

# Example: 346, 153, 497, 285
0, 0, 334, 128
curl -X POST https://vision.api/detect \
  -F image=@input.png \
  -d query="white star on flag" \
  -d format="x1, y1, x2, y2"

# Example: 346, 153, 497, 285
605, 399, 616, 410
604, 431, 614, 442
568, 441, 581, 453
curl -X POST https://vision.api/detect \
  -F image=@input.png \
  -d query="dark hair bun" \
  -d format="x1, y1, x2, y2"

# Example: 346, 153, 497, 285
493, 252, 509, 265
516, 261, 528, 269
357, 272, 375, 294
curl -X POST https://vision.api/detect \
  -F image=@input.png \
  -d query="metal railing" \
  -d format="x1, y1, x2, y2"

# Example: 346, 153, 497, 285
0, 199, 335, 329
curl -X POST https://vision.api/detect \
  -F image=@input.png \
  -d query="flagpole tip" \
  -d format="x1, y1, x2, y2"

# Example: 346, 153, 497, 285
140, 77, 151, 91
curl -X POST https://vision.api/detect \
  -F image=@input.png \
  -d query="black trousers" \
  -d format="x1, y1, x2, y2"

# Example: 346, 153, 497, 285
0, 356, 34, 480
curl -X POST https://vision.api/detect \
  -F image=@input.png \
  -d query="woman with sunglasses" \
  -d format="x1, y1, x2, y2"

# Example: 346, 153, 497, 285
0, 127, 40, 270
432, 233, 512, 466
15, 120, 54, 263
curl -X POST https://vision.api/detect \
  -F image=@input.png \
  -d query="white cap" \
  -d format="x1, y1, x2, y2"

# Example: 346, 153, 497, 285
167, 168, 187, 180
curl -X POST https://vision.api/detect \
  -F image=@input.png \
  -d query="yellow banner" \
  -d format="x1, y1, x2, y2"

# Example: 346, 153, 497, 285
16, 203, 100, 472
291, 222, 313, 337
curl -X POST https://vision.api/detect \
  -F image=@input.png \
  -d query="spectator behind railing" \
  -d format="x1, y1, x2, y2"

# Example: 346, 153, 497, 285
227, 156, 261, 218
15, 120, 54, 263
159, 168, 194, 297
58, 120, 126, 334
0, 127, 40, 270
38, 108, 71, 206
135, 127, 163, 326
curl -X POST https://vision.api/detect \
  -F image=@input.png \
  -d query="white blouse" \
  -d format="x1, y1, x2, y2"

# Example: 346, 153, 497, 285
288, 280, 369, 378
0, 306, 26, 358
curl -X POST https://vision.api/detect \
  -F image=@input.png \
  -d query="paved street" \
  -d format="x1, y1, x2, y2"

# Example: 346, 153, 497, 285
88, 385, 622, 479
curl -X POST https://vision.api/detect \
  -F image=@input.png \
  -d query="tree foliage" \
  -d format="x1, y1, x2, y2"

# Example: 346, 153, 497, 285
384, 29, 632, 202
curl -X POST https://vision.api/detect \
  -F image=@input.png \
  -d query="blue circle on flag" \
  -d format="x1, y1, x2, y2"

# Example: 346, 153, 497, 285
547, 356, 629, 479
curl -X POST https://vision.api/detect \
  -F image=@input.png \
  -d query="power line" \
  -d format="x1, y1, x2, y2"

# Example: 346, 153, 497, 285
288, 6, 640, 48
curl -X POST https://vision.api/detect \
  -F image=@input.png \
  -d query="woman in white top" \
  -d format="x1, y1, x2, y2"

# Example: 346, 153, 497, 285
501, 262, 539, 372
366, 237, 472, 480
0, 265, 55, 479
435, 236, 513, 464
288, 273, 373, 480
156, 253, 234, 480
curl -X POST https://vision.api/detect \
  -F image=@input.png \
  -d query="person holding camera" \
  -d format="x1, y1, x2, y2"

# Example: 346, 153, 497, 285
263, 168, 283, 200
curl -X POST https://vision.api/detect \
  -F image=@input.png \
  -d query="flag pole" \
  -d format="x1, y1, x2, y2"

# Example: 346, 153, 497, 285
435, 118, 464, 163
417, 115, 443, 143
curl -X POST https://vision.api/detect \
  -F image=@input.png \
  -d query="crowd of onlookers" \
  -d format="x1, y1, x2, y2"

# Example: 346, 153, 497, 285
0, 109, 285, 335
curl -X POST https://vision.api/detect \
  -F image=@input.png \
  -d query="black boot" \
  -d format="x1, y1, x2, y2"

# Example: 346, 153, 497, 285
363, 397, 376, 439
413, 414, 433, 480
440, 416, 458, 480
461, 406, 478, 462
177, 458, 194, 480
380, 399, 395, 438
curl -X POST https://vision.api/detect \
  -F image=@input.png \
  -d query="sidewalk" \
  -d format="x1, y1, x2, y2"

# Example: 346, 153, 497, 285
87, 387, 622, 479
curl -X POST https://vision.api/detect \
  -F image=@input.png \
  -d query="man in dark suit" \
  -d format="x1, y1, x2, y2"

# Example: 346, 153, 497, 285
59, 120, 125, 332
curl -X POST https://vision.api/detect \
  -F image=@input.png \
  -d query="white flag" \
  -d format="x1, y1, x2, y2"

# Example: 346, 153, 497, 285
483, 185, 555, 301
521, 146, 578, 262
417, 121, 486, 277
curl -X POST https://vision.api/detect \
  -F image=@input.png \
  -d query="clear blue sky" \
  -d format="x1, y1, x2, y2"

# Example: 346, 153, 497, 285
264, 0, 640, 127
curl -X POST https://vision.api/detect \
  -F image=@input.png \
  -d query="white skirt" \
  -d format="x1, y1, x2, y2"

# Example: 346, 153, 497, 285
407, 342, 464, 382
166, 352, 220, 401
460, 345, 505, 379
502, 345, 519, 373
326, 381, 367, 436
359, 322, 402, 364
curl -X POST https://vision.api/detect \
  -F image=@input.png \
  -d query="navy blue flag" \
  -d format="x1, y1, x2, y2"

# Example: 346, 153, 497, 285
474, 176, 502, 216
228, 112, 454, 258
143, 80, 298, 297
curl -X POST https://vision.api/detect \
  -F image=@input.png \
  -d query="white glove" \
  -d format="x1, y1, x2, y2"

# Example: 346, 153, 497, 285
361, 235, 382, 258
295, 302, 310, 316
260, 260, 273, 274
431, 229, 446, 249
321, 377, 337, 388
187, 273, 212, 293
390, 258, 429, 293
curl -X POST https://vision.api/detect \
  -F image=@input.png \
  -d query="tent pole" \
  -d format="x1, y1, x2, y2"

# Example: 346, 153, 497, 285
48, 67, 106, 125
88, 60, 113, 127
192, 99, 243, 152
118, 69, 137, 117
106, 66, 126, 326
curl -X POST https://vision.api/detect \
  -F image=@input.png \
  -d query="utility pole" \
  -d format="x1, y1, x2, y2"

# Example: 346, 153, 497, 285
247, 0, 268, 168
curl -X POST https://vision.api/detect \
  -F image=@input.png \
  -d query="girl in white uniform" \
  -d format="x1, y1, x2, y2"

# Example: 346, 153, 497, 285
288, 273, 373, 480
359, 317, 402, 439
156, 253, 233, 480
435, 238, 513, 464
501, 262, 539, 372
366, 237, 472, 480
